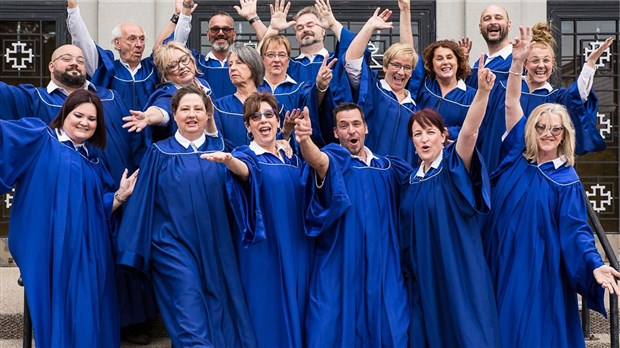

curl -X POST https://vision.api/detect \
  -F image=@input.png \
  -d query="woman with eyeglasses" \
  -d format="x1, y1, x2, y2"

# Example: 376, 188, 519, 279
477, 22, 610, 172
116, 85, 257, 347
202, 92, 310, 347
122, 41, 213, 141
483, 27, 620, 347
0, 90, 138, 348
343, 4, 420, 165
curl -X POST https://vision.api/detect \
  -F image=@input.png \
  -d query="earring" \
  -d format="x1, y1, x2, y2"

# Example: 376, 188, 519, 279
246, 130, 253, 140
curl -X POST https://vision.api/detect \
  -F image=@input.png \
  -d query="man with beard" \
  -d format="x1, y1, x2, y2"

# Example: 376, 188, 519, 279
0, 43, 149, 343
464, 4, 513, 88
66, 0, 183, 112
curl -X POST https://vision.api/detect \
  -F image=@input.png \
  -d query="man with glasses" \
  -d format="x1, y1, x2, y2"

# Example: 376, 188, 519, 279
66, 0, 186, 111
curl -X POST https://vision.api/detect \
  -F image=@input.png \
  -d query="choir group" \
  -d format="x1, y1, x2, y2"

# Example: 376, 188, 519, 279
0, 0, 619, 347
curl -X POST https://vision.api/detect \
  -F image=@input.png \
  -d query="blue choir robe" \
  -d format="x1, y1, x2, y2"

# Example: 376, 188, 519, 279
350, 59, 419, 165
483, 117, 606, 348
0, 118, 119, 348
144, 78, 213, 141
288, 27, 357, 84
302, 144, 410, 347
116, 135, 257, 348
399, 143, 500, 347
465, 51, 512, 89
409, 74, 476, 140
213, 94, 248, 150
91, 45, 159, 111
225, 144, 311, 348
192, 50, 237, 98
479, 80, 606, 172
0, 82, 146, 183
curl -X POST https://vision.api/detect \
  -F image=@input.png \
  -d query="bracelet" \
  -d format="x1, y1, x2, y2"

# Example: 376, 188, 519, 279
508, 70, 522, 76
114, 192, 127, 204
170, 14, 179, 24
248, 15, 261, 25
182, 1, 195, 9
316, 83, 328, 93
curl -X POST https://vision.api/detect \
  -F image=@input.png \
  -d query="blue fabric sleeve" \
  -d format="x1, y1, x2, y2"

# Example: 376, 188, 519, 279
559, 84, 606, 155
444, 143, 491, 216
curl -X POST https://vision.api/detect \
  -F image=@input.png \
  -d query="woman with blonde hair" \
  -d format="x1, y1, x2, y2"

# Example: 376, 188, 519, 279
483, 27, 620, 347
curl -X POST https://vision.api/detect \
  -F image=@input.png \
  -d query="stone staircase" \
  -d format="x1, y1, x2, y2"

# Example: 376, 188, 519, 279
0, 266, 616, 347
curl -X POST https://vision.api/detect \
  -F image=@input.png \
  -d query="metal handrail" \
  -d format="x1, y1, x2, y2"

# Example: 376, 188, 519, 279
584, 200, 619, 348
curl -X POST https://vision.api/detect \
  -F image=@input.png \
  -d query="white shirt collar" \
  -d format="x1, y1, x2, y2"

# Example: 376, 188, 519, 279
538, 154, 567, 169
175, 131, 206, 151
349, 146, 378, 166
55, 128, 89, 156
486, 44, 512, 62
380, 79, 416, 106
414, 149, 443, 178
207, 51, 227, 67
249, 141, 286, 162
264, 74, 298, 90
120, 59, 142, 75
455, 79, 467, 91
295, 48, 329, 61
530, 80, 554, 93
46, 80, 95, 95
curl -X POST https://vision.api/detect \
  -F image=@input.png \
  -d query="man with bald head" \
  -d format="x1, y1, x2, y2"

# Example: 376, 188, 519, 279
466, 4, 513, 88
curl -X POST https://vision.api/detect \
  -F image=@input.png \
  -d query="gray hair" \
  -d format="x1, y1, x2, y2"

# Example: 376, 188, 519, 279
110, 24, 122, 50
228, 44, 264, 87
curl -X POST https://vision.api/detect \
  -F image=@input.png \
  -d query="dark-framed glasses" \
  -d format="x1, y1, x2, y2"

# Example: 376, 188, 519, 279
250, 109, 277, 121
388, 62, 413, 73
53, 54, 86, 65
264, 52, 288, 59
209, 26, 234, 34
535, 124, 564, 136
166, 55, 192, 72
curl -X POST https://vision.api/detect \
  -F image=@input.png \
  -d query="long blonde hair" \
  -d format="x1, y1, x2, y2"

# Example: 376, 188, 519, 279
523, 103, 576, 166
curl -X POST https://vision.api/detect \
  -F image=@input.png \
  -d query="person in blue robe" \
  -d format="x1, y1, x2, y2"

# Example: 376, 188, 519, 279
483, 28, 620, 347
116, 86, 257, 347
399, 61, 500, 347
407, 39, 476, 140
344, 7, 419, 165
478, 23, 609, 172
0, 90, 138, 348
121, 41, 213, 142
294, 102, 410, 347
203, 93, 310, 347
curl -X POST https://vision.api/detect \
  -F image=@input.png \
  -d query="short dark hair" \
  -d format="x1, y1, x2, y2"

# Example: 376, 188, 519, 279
407, 108, 449, 144
332, 102, 365, 126
50, 90, 106, 149
170, 85, 214, 115
422, 40, 470, 81
243, 91, 279, 126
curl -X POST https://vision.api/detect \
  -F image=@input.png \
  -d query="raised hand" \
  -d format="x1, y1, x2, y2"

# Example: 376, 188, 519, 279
294, 107, 312, 144
269, 0, 296, 31
234, 0, 259, 21
316, 56, 337, 91
398, 0, 410, 11
201, 151, 233, 163
511, 25, 532, 63
282, 108, 302, 139
367, 7, 393, 31
458, 37, 472, 57
176, 0, 198, 14
477, 53, 495, 92
315, 0, 336, 29
122, 110, 149, 133
586, 37, 613, 68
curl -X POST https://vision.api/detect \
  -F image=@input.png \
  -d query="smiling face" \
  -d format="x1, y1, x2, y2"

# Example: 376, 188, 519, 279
526, 46, 554, 89
534, 112, 564, 161
431, 46, 458, 82
62, 102, 97, 145
49, 45, 87, 88
208, 15, 236, 52
247, 101, 279, 149
263, 42, 290, 81
164, 49, 196, 86
479, 5, 511, 46
411, 120, 446, 169
383, 53, 414, 94
333, 108, 368, 157
115, 23, 145, 66
174, 93, 208, 141
294, 13, 325, 49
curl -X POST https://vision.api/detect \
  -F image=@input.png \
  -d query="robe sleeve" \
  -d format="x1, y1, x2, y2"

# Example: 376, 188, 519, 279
557, 183, 606, 316
0, 118, 49, 192
115, 146, 161, 273
301, 144, 352, 236
557, 84, 606, 155
0, 82, 31, 120
407, 56, 426, 98
443, 142, 491, 217
491, 116, 526, 180
89, 45, 118, 88
224, 147, 267, 247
